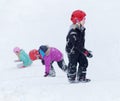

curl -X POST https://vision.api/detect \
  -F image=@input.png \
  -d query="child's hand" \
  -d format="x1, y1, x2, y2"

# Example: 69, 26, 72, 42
44, 72, 49, 77
19, 66, 26, 68
84, 50, 93, 58
14, 60, 20, 62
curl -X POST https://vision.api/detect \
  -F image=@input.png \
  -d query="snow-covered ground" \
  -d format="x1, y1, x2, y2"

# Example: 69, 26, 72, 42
0, 0, 120, 101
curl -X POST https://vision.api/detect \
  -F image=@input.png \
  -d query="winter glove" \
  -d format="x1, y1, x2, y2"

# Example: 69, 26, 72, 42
20, 66, 26, 68
84, 50, 93, 58
44, 71, 56, 77
14, 60, 20, 62
44, 72, 49, 77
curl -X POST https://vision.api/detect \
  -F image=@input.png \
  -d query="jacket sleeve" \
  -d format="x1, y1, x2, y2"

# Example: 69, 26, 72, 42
66, 32, 77, 53
44, 57, 51, 74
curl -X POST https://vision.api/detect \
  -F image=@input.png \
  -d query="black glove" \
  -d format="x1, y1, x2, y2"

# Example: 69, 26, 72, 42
44, 72, 49, 77
87, 51, 93, 58
84, 50, 93, 58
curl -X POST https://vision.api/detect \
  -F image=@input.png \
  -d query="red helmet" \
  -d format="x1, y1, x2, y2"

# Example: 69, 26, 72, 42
71, 10, 86, 24
29, 49, 41, 61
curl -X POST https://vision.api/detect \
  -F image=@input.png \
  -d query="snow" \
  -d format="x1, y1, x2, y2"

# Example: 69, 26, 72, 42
0, 0, 120, 101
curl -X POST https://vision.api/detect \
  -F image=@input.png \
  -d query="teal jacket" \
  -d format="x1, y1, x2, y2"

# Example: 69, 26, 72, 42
19, 50, 32, 66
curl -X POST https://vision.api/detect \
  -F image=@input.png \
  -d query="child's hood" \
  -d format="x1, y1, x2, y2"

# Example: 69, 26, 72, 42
70, 24, 85, 31
39, 45, 50, 57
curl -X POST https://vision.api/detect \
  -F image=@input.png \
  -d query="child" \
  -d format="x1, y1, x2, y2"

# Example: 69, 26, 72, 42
36, 45, 67, 77
39, 45, 68, 77
13, 47, 32, 68
65, 10, 93, 83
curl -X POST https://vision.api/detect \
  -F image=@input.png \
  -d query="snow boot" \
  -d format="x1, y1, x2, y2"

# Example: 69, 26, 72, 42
77, 72, 90, 83
67, 73, 76, 83
49, 67, 56, 77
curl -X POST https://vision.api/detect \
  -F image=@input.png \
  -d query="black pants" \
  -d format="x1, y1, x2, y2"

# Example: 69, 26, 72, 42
51, 59, 67, 72
67, 52, 88, 80
57, 59, 67, 72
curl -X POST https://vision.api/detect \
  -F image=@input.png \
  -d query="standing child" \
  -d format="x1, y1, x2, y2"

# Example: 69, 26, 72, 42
37, 45, 67, 77
65, 10, 93, 83
13, 47, 32, 68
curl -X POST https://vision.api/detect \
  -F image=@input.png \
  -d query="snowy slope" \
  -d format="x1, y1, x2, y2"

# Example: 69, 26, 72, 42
0, 0, 120, 101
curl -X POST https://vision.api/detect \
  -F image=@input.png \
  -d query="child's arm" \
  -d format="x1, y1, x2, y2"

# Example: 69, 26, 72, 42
44, 58, 51, 77
14, 54, 21, 62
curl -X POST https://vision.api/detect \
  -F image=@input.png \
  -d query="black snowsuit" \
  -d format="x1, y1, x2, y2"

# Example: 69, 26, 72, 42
65, 25, 88, 81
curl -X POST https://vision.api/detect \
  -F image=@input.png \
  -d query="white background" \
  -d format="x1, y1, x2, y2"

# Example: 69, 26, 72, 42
0, 0, 120, 101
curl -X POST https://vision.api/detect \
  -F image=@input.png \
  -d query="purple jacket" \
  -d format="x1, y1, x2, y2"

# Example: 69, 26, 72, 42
43, 47, 63, 73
